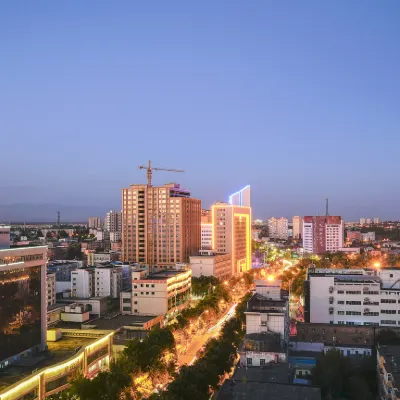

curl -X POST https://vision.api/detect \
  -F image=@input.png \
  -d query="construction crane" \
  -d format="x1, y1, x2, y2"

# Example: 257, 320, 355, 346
138, 160, 184, 186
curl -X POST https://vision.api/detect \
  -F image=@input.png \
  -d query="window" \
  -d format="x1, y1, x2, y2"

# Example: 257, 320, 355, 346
337, 291, 344, 294
123, 298, 130, 303
346, 301, 361, 305
338, 301, 344, 305
381, 320, 396, 325
338, 311, 345, 315
152, 292, 155, 295
381, 299, 396, 304
247, 358, 252, 365
346, 311, 361, 315
346, 291, 361, 295
260, 359, 266, 366
381, 310, 396, 314
134, 309, 138, 313
261, 321, 267, 326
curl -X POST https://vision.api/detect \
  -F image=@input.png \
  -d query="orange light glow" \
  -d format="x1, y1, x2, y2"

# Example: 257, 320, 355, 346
267, 275, 274, 282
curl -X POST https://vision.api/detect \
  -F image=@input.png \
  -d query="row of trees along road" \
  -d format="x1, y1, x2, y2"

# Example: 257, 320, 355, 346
59, 273, 254, 400
150, 293, 252, 400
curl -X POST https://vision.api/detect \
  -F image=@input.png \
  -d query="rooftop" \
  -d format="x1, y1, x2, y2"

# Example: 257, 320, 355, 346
217, 380, 321, 400
82, 314, 159, 331
142, 269, 189, 280
0, 334, 95, 389
241, 332, 284, 354
246, 293, 287, 313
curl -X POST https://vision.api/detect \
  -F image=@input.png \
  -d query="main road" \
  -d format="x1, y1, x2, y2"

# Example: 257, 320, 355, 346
177, 303, 238, 367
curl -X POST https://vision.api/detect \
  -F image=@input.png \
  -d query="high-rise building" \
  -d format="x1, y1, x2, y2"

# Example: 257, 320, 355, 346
366, 218, 371, 224
0, 226, 10, 250
0, 246, 47, 368
104, 210, 122, 232
212, 202, 251, 276
359, 218, 366, 225
88, 217, 101, 229
374, 217, 381, 224
292, 216, 302, 239
201, 209, 212, 224
201, 223, 213, 249
71, 268, 96, 298
268, 217, 289, 240
303, 216, 344, 254
229, 185, 251, 207
122, 183, 201, 269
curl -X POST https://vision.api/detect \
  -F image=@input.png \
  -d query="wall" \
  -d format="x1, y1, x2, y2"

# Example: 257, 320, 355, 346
309, 276, 333, 323
240, 351, 286, 367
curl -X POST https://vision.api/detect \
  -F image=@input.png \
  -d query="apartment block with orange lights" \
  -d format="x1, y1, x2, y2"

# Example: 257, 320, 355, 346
212, 203, 252, 276
122, 183, 201, 270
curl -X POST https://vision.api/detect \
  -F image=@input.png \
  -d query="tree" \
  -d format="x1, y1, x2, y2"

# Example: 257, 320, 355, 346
46, 231, 53, 239
377, 329, 400, 345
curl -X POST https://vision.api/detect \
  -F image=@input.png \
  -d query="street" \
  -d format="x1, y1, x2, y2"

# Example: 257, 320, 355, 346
176, 303, 238, 366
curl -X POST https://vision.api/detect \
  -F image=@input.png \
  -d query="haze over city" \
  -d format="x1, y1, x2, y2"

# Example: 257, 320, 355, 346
1, 1, 399, 221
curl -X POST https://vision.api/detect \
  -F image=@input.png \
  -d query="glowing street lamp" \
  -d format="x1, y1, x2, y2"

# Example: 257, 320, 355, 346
267, 275, 274, 282
374, 262, 381, 269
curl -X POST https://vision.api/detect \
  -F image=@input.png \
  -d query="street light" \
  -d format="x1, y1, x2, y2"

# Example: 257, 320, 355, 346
267, 275, 274, 282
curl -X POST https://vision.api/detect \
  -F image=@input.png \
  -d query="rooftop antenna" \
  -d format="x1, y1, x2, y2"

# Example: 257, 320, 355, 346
325, 197, 329, 217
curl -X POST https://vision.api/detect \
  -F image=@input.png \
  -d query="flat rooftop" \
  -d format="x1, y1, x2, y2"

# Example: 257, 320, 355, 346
82, 314, 159, 331
241, 333, 283, 354
217, 380, 321, 400
232, 363, 290, 385
143, 269, 188, 280
246, 293, 287, 313
0, 334, 95, 389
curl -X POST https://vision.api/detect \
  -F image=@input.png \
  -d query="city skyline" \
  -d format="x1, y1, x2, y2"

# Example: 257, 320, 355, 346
1, 2, 400, 221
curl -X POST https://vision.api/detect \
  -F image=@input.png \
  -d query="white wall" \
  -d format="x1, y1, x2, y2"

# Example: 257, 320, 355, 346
189, 256, 215, 277
240, 351, 286, 366
309, 276, 333, 323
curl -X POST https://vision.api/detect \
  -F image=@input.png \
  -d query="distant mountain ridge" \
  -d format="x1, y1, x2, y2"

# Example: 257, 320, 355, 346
0, 204, 118, 223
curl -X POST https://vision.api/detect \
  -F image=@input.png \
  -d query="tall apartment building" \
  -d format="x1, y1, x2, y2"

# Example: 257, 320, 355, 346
212, 202, 251, 276
122, 183, 201, 270
88, 217, 101, 229
359, 218, 366, 225
304, 267, 400, 327
229, 185, 251, 207
0, 246, 47, 368
201, 223, 212, 249
303, 216, 344, 254
374, 217, 381, 224
268, 217, 289, 240
104, 210, 122, 232
292, 216, 302, 239
0, 226, 10, 250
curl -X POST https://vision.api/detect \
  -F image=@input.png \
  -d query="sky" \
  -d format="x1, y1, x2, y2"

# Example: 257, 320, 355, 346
0, 1, 399, 222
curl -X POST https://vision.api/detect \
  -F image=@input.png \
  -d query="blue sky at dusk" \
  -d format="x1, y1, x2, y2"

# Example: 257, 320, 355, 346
1, 1, 399, 221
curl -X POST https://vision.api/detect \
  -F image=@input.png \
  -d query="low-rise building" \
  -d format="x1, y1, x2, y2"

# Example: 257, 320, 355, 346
110, 232, 122, 242
87, 251, 119, 266
347, 231, 361, 241
189, 251, 231, 281
0, 330, 113, 400
361, 232, 376, 242
120, 266, 191, 317
305, 267, 400, 327
239, 279, 289, 367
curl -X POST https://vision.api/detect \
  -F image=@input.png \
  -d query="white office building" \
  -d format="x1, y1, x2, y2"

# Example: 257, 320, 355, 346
305, 267, 400, 327
189, 251, 231, 281
71, 268, 95, 298
201, 223, 212, 249
95, 266, 123, 299
374, 217, 381, 224
268, 217, 289, 240
361, 232, 376, 242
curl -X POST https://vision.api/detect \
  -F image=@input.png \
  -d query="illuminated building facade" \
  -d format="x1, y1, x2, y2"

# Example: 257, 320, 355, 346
0, 330, 113, 400
292, 216, 303, 239
268, 217, 289, 240
0, 246, 47, 369
122, 183, 201, 270
212, 203, 251, 276
229, 185, 251, 207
